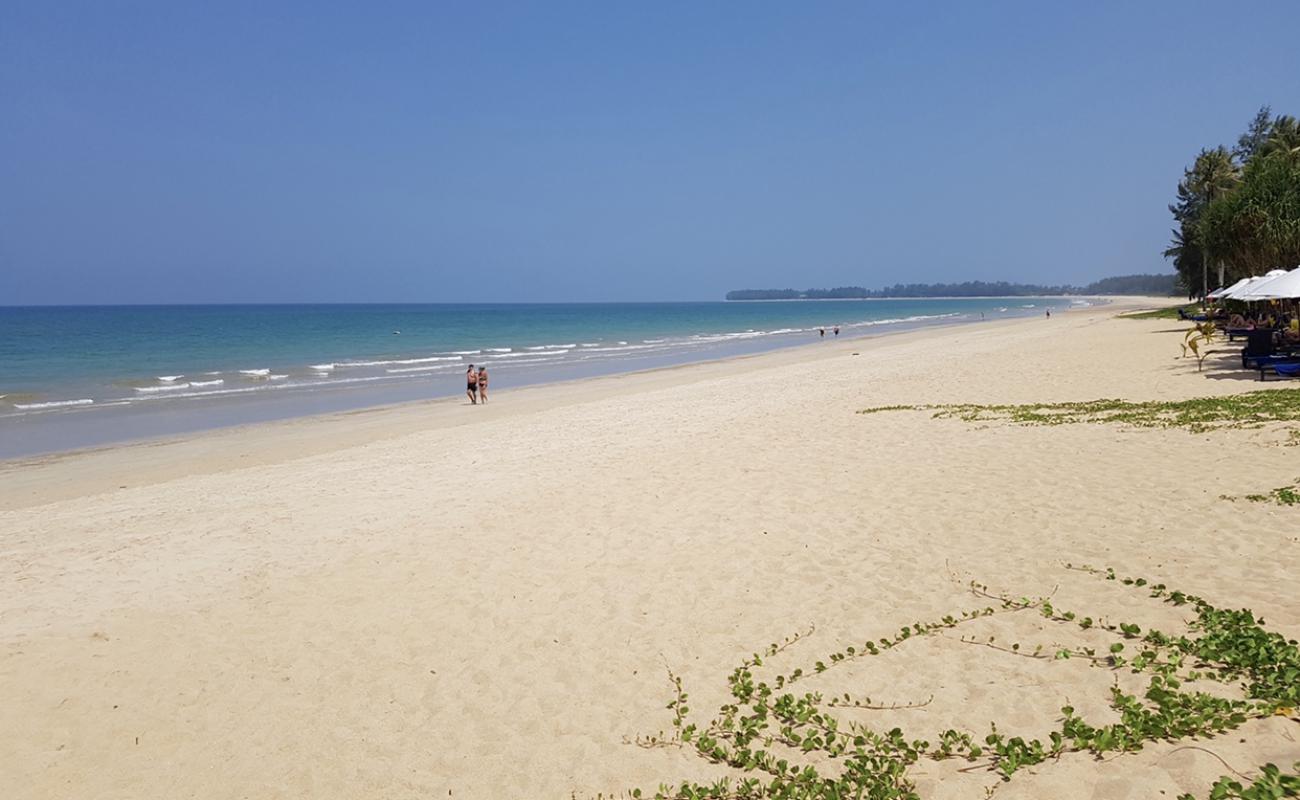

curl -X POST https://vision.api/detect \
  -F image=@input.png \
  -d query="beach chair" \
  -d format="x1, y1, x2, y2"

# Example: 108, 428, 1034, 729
1257, 357, 1300, 381
1241, 330, 1276, 369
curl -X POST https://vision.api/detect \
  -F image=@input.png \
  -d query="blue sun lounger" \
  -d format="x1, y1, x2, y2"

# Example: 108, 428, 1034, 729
1257, 357, 1300, 381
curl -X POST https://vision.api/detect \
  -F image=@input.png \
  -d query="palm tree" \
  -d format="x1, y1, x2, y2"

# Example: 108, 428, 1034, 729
1163, 226, 1201, 297
1261, 115, 1300, 159
1186, 147, 1240, 295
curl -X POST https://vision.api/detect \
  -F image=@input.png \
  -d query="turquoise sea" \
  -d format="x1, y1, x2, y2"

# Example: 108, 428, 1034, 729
0, 299, 1085, 457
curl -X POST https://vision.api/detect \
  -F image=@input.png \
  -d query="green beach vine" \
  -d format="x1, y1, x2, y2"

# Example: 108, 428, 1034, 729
858, 389, 1300, 435
611, 567, 1300, 800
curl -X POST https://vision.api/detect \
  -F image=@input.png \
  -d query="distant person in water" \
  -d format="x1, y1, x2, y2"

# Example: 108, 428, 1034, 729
818, 327, 825, 338
466, 365, 478, 404
477, 366, 489, 403
1046, 309, 1051, 319
833, 325, 840, 337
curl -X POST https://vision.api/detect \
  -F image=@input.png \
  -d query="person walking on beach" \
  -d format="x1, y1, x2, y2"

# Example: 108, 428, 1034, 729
466, 365, 478, 404
477, 366, 489, 404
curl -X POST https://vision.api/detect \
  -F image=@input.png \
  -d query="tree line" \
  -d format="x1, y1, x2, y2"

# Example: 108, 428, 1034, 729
1165, 105, 1300, 297
725, 274, 1178, 301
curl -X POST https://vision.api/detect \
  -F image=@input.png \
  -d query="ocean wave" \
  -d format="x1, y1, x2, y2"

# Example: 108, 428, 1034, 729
121, 373, 404, 403
580, 342, 601, 347
135, 383, 191, 393
190, 379, 224, 387
240, 368, 271, 377
269, 374, 289, 380
845, 313, 960, 328
157, 375, 185, 382
14, 398, 94, 410
486, 356, 568, 367
447, 350, 481, 355
576, 343, 657, 353
488, 350, 568, 359
309, 363, 335, 371
386, 364, 463, 373
338, 355, 462, 367
485, 347, 512, 352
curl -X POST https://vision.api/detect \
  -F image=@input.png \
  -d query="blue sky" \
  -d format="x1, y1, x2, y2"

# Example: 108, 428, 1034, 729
3, 1, 1299, 304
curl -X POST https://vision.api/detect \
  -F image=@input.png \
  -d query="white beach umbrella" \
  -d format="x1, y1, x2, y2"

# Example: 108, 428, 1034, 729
1207, 279, 1246, 300
1233, 269, 1294, 301
1220, 276, 1265, 299
1235, 267, 1300, 300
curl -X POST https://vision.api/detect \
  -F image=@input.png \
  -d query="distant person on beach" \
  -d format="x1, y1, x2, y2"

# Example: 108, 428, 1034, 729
466, 365, 478, 404
818, 327, 825, 338
833, 326, 839, 337
477, 366, 489, 403
1046, 309, 1051, 319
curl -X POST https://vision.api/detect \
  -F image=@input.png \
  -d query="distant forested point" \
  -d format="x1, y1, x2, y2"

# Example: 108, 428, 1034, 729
725, 274, 1180, 301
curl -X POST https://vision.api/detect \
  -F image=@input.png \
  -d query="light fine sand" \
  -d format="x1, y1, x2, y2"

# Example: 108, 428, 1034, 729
2, 300, 1297, 798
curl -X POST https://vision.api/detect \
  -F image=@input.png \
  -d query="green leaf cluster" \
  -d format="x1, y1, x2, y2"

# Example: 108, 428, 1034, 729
858, 388, 1300, 435
621, 567, 1300, 800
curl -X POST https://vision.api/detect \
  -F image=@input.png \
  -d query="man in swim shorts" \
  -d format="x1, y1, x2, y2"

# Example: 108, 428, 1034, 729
466, 365, 478, 404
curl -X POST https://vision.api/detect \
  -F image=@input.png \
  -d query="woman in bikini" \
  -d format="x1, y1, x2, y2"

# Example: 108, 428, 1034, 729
466, 365, 478, 404
477, 366, 488, 403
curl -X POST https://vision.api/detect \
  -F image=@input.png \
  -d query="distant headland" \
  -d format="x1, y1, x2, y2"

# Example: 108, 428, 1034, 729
725, 274, 1179, 301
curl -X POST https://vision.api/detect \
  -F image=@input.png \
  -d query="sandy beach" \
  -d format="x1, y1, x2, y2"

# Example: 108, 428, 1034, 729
2, 299, 1297, 799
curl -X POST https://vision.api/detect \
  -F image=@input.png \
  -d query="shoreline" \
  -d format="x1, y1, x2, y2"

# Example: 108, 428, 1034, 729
0, 299, 1094, 468
0, 309, 1056, 508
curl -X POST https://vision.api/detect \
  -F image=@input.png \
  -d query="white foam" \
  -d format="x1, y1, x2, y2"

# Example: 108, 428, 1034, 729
157, 375, 185, 382
339, 355, 461, 367
269, 374, 289, 381
488, 350, 567, 359
135, 383, 191, 393
487, 356, 567, 367
580, 342, 601, 347
309, 364, 335, 371
576, 343, 656, 353
447, 350, 481, 355
485, 348, 512, 352
190, 379, 224, 387
15, 398, 94, 410
643, 338, 666, 343
386, 364, 461, 373
240, 369, 271, 377
122, 373, 400, 403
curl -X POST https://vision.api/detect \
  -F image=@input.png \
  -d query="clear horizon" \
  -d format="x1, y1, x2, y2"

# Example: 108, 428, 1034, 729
3, 2, 1299, 305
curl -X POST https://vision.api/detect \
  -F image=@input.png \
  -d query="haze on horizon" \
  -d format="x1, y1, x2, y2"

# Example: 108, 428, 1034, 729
3, 2, 1299, 305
